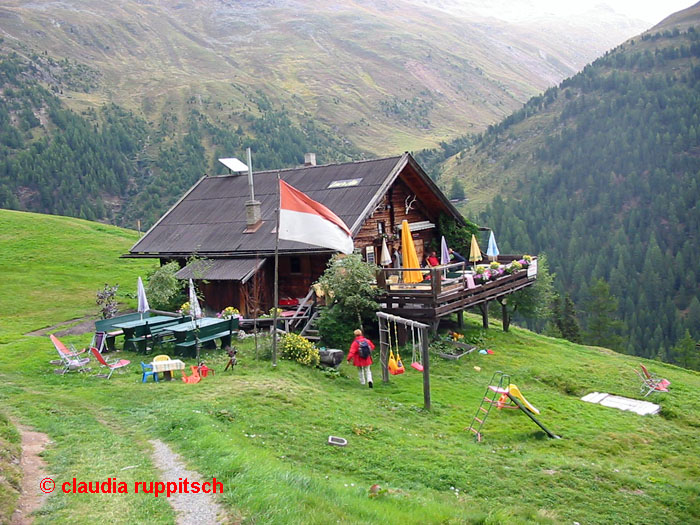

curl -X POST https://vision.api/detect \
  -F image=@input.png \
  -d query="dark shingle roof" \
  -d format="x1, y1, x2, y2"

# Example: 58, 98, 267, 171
129, 153, 462, 257
174, 258, 266, 282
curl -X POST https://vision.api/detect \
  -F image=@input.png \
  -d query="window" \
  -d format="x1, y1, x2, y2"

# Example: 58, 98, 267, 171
328, 178, 362, 189
290, 257, 301, 274
377, 221, 385, 234
365, 246, 376, 264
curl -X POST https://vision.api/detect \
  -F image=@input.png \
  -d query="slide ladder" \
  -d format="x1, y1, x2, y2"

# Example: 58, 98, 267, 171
467, 371, 510, 442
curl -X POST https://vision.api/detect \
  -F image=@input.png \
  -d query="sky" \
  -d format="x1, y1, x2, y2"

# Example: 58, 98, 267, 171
457, 0, 697, 26
521, 1, 696, 25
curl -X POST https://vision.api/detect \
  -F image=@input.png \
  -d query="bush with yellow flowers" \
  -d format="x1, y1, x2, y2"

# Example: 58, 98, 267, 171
279, 333, 320, 367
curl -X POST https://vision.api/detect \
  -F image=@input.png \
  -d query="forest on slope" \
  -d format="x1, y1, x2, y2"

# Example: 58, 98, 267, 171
431, 11, 700, 369
0, 44, 360, 227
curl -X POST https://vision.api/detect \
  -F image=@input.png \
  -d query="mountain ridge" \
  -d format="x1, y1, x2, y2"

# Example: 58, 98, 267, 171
0, 0, 649, 153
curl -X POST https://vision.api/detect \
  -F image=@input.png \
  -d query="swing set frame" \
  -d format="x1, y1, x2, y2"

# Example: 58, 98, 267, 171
377, 312, 431, 410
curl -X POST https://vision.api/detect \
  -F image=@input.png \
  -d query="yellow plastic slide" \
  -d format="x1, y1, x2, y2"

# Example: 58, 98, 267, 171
508, 384, 540, 414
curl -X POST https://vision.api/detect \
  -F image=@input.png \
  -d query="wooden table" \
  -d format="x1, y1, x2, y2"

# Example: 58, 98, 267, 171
169, 317, 226, 340
150, 359, 185, 381
170, 317, 237, 357
114, 316, 186, 352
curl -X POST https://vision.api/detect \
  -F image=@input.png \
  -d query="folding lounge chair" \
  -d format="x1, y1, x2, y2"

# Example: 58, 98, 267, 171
90, 331, 108, 354
636, 364, 670, 397
90, 347, 130, 379
50, 334, 88, 358
50, 334, 90, 374
52, 345, 90, 374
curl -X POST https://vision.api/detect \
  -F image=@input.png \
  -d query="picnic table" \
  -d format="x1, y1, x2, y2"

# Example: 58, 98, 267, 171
170, 317, 238, 357
114, 315, 189, 352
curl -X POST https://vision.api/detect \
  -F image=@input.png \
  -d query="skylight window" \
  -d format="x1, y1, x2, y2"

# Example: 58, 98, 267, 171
328, 178, 362, 189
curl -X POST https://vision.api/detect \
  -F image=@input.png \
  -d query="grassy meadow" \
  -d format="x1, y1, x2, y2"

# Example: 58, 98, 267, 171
0, 209, 699, 524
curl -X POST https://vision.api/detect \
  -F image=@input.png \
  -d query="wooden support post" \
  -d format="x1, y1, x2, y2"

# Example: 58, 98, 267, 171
479, 302, 489, 328
421, 327, 431, 410
431, 268, 441, 297
379, 317, 389, 383
498, 297, 510, 332
457, 310, 464, 328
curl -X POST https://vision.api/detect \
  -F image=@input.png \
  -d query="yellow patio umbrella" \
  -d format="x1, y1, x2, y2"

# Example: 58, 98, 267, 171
469, 233, 482, 268
401, 220, 423, 283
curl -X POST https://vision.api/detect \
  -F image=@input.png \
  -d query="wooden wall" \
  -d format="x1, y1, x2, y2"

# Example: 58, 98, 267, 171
278, 254, 330, 301
354, 178, 439, 265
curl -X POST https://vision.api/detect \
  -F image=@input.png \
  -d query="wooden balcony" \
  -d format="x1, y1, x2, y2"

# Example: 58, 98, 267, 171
376, 256, 538, 327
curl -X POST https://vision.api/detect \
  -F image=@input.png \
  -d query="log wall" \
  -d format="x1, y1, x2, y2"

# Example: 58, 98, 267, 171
354, 178, 439, 265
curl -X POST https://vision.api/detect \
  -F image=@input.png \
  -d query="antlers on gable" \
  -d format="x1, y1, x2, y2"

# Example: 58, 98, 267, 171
405, 194, 417, 215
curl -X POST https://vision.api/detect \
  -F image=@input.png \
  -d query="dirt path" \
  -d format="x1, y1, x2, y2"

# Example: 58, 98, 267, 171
11, 424, 51, 525
25, 316, 95, 337
149, 439, 228, 524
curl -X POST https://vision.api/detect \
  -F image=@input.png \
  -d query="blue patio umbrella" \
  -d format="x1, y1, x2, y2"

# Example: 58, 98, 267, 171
487, 231, 500, 260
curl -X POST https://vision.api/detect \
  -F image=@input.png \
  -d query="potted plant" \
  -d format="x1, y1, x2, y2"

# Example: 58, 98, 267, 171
218, 306, 240, 319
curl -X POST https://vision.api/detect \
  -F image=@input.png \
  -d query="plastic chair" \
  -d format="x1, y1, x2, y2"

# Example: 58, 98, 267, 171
141, 362, 159, 383
181, 365, 201, 384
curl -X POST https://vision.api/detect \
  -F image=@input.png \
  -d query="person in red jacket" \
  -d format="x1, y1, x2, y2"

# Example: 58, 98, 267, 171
347, 329, 375, 388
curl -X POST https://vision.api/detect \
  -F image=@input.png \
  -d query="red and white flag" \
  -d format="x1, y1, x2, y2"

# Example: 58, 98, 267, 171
279, 180, 354, 254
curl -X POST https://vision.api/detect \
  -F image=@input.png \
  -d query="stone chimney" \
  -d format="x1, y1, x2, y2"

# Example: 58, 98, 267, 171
245, 199, 262, 232
304, 152, 317, 166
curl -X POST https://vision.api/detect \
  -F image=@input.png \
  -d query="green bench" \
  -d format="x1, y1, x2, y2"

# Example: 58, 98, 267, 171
174, 318, 239, 358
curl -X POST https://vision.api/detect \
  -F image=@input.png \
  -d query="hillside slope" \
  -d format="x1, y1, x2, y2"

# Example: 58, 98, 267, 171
0, 0, 647, 154
437, 5, 700, 362
0, 209, 699, 523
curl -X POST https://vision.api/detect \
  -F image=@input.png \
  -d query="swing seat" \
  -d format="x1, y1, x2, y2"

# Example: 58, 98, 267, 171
388, 356, 405, 375
411, 361, 424, 372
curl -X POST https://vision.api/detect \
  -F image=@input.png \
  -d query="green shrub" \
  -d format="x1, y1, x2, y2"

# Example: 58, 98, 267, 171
280, 333, 320, 367
318, 305, 358, 349
146, 261, 185, 311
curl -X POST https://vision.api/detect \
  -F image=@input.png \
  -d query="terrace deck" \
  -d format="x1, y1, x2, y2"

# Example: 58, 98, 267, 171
377, 256, 537, 327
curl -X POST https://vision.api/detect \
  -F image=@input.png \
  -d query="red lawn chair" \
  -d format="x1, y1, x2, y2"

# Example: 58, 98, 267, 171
636, 364, 670, 397
90, 347, 130, 379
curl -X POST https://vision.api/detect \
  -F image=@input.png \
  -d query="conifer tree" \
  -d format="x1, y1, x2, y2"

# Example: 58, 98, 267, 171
557, 294, 582, 344
584, 278, 625, 351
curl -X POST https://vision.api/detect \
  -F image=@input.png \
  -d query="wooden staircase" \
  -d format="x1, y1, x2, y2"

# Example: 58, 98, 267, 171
288, 288, 317, 332
300, 310, 321, 341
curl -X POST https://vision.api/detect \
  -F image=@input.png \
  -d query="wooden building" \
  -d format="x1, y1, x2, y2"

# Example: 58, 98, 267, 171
126, 153, 467, 316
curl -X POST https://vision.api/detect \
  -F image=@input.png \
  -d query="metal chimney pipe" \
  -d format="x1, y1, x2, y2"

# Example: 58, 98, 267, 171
247, 147, 255, 201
